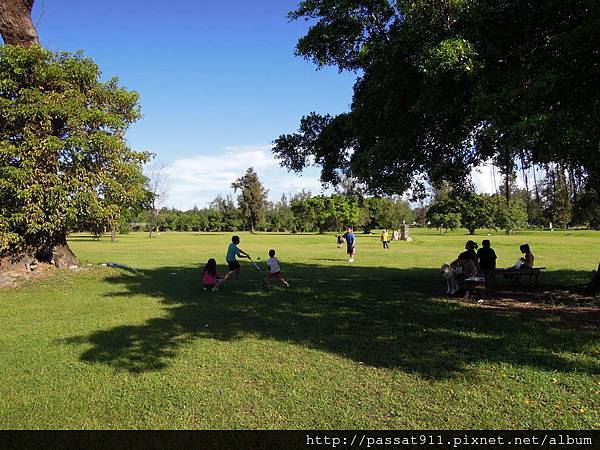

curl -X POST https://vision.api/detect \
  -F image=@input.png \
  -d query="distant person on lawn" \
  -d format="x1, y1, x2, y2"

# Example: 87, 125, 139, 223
518, 244, 534, 269
202, 258, 223, 292
342, 227, 356, 262
477, 239, 497, 273
224, 235, 250, 280
381, 229, 390, 249
262, 249, 290, 289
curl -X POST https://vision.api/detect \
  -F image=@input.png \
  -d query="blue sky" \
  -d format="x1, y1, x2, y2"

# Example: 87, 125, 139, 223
32, 0, 357, 209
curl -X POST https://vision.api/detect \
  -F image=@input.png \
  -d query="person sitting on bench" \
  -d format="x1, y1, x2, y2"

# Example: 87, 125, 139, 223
477, 239, 497, 275
453, 240, 479, 270
518, 244, 534, 269
451, 240, 480, 290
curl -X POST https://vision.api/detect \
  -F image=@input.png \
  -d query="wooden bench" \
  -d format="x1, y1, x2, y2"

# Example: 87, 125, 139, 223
462, 268, 546, 299
489, 267, 546, 285
463, 277, 487, 299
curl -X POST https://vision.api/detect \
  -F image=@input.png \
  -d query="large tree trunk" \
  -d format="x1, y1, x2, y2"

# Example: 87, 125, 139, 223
34, 234, 79, 269
0, 234, 79, 272
584, 263, 600, 295
504, 173, 510, 206
532, 164, 540, 202
49, 242, 79, 269
0, 2, 80, 275
0, 0, 39, 46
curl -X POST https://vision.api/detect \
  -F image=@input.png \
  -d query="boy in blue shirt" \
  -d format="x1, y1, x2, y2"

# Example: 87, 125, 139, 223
342, 227, 356, 262
224, 235, 250, 280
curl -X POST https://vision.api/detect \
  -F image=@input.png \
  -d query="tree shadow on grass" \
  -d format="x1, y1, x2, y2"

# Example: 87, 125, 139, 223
68, 235, 102, 241
60, 263, 599, 378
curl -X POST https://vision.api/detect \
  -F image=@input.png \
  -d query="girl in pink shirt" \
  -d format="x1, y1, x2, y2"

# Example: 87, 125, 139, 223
202, 258, 222, 291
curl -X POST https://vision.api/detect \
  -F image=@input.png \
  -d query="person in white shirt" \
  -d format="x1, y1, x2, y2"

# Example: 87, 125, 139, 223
262, 249, 290, 289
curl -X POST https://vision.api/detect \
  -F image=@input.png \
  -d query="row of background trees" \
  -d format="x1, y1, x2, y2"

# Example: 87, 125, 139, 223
114, 164, 599, 237
425, 162, 600, 235
124, 167, 414, 235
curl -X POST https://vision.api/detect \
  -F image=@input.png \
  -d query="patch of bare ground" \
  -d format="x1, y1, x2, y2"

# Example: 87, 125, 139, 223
468, 290, 599, 328
0, 263, 83, 290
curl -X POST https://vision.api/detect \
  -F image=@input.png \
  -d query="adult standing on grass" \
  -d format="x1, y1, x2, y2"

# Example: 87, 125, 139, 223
381, 229, 390, 249
224, 235, 250, 280
343, 226, 356, 262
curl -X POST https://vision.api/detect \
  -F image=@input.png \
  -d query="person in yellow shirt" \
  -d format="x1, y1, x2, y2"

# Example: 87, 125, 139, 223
381, 229, 390, 249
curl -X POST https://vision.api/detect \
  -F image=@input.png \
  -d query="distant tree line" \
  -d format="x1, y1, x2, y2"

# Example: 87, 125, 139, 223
106, 162, 599, 237
77, 161, 599, 238
425, 165, 600, 235
123, 191, 415, 235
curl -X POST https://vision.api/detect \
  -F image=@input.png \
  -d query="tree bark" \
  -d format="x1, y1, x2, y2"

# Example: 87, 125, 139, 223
111, 227, 116, 242
551, 166, 557, 209
0, 0, 39, 46
532, 164, 540, 202
584, 263, 600, 295
50, 243, 79, 269
0, 235, 79, 273
149, 209, 158, 237
31, 234, 78, 268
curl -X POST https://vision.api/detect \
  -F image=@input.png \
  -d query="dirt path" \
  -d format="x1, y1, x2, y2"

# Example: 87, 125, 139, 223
469, 290, 600, 328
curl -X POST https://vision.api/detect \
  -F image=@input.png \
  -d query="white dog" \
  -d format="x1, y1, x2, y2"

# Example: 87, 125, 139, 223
440, 263, 463, 294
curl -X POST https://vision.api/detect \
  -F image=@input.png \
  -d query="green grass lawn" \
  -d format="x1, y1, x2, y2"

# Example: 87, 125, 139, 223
1, 229, 598, 429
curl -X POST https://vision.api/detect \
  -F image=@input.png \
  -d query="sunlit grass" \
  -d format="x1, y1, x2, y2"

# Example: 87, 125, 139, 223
0, 229, 598, 429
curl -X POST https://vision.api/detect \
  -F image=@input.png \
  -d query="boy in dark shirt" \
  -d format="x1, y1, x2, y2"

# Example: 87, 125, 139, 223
477, 239, 497, 272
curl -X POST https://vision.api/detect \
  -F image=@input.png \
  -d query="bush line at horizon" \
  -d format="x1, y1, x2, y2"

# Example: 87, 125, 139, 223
109, 188, 598, 238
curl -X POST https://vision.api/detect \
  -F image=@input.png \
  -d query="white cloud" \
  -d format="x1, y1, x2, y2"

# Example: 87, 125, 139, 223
158, 150, 533, 210
471, 162, 498, 194
160, 146, 329, 210
471, 160, 529, 195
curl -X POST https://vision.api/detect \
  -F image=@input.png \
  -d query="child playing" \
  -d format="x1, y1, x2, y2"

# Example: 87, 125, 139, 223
202, 258, 222, 292
262, 249, 290, 289
224, 235, 250, 280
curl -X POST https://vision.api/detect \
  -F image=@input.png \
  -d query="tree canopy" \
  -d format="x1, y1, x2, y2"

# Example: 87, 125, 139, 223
0, 45, 150, 267
274, 0, 600, 198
